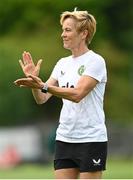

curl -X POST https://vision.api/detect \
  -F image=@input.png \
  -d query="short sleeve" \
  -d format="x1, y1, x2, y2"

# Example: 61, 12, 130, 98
82, 58, 107, 82
50, 59, 62, 80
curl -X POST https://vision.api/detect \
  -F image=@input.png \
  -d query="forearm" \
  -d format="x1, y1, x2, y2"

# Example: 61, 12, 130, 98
47, 85, 81, 103
46, 76, 97, 103
32, 88, 49, 104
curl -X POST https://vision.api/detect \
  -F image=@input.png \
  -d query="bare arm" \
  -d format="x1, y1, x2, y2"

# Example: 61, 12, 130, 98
14, 75, 98, 103
32, 77, 58, 104
47, 75, 98, 103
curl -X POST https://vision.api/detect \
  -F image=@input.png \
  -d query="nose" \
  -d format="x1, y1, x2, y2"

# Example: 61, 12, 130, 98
61, 31, 66, 38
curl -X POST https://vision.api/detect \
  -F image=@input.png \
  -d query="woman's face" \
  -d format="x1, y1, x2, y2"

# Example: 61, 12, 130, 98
61, 18, 84, 50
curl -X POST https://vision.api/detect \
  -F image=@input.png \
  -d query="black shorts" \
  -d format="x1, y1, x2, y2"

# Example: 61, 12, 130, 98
54, 140, 107, 172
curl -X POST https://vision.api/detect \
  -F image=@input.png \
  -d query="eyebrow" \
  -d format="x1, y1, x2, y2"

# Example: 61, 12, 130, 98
62, 26, 72, 30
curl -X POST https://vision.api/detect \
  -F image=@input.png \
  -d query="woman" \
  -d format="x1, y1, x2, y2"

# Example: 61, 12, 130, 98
14, 9, 108, 179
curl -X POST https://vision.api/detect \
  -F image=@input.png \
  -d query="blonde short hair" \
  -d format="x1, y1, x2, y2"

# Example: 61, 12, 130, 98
60, 9, 96, 44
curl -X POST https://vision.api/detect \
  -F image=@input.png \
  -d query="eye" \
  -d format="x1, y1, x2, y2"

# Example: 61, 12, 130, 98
62, 28, 72, 34
65, 28, 71, 32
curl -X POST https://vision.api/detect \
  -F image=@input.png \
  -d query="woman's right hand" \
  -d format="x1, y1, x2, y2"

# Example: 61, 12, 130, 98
19, 51, 43, 77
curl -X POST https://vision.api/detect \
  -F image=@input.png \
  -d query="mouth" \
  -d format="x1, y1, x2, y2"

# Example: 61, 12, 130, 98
63, 39, 69, 42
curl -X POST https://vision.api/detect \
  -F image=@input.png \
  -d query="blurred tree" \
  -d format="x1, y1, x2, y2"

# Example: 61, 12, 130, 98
104, 0, 133, 51
0, 0, 132, 125
0, 0, 132, 51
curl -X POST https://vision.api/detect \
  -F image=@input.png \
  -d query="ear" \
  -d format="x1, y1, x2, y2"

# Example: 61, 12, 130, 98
81, 29, 88, 40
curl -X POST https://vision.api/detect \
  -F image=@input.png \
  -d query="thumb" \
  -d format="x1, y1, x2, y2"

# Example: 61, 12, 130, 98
28, 74, 41, 82
37, 59, 43, 68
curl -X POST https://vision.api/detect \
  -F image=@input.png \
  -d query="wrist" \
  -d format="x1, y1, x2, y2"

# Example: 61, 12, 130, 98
41, 83, 48, 93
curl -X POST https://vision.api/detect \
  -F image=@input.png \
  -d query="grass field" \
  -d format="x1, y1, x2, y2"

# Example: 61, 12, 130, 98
0, 158, 132, 179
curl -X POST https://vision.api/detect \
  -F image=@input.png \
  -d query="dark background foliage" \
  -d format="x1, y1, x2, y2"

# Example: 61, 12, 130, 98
0, 0, 132, 126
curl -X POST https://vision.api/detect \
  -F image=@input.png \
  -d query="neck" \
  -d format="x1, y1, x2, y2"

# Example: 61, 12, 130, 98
71, 46, 89, 58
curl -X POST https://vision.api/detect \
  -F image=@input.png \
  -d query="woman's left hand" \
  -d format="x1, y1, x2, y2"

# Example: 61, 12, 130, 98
14, 75, 44, 89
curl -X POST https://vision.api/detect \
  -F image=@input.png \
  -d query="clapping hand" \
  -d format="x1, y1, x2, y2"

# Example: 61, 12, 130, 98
14, 74, 44, 89
19, 51, 42, 77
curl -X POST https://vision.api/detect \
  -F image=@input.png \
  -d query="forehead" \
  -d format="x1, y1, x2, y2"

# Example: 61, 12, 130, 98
62, 18, 76, 29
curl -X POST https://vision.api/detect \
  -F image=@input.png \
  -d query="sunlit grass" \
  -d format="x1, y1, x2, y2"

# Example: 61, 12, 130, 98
103, 158, 133, 179
0, 158, 132, 179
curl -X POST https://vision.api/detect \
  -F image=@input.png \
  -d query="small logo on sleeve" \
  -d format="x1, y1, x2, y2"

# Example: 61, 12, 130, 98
61, 70, 65, 76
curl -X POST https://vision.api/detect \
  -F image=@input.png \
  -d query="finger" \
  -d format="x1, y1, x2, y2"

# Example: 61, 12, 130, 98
14, 78, 33, 88
37, 59, 43, 67
20, 85, 28, 88
27, 52, 34, 64
15, 82, 31, 88
28, 74, 41, 83
14, 81, 20, 86
14, 77, 31, 84
22, 51, 27, 65
28, 74, 38, 80
14, 79, 20, 85
22, 51, 32, 65
14, 81, 24, 86
14, 82, 27, 88
36, 59, 43, 72
19, 59, 24, 69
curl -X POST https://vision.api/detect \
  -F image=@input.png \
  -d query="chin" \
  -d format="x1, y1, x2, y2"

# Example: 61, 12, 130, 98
63, 44, 71, 50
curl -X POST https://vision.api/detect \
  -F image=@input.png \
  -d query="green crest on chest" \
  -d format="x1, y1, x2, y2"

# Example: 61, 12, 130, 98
78, 65, 85, 76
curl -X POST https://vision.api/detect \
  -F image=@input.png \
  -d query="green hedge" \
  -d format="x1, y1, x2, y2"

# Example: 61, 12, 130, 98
0, 0, 132, 125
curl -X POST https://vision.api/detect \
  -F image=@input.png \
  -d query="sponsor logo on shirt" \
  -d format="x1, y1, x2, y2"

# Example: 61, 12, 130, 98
78, 65, 86, 76
62, 82, 74, 88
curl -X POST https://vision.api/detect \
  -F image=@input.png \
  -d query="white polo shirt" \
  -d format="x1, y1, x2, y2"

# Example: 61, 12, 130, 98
51, 50, 108, 143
